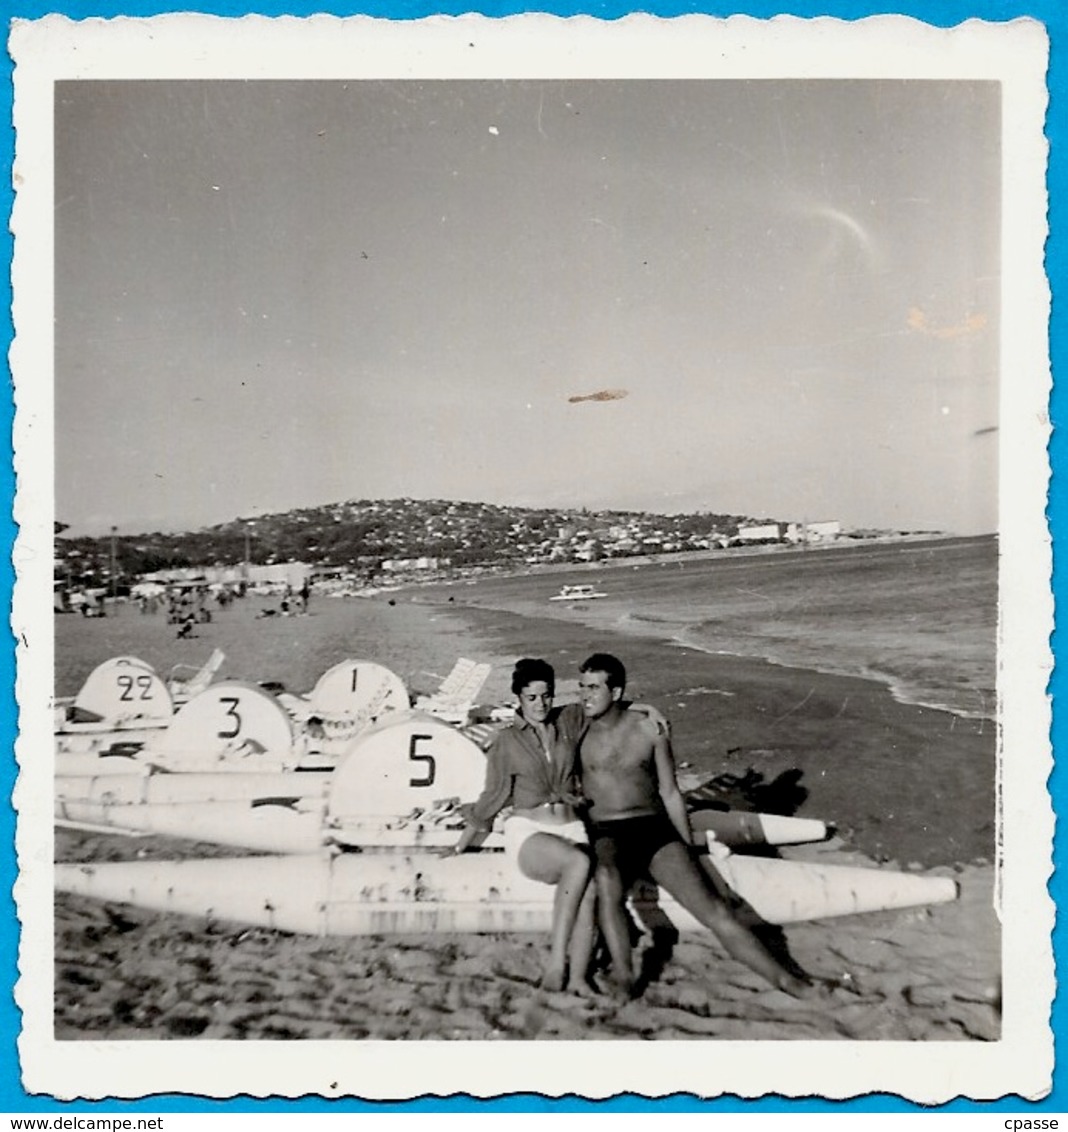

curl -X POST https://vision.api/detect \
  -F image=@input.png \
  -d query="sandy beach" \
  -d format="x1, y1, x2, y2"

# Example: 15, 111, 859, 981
52, 541, 1001, 1043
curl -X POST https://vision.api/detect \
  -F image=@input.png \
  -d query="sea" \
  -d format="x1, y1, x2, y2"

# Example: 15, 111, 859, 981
439, 535, 999, 721
54, 535, 999, 723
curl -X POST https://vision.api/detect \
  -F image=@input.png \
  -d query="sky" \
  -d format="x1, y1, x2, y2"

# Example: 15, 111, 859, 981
54, 79, 1001, 537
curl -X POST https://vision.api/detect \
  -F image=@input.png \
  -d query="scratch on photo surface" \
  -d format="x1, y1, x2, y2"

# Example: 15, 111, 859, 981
773, 687, 814, 723
568, 389, 628, 404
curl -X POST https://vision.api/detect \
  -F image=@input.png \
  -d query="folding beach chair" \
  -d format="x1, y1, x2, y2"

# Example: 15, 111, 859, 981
167, 647, 226, 705
415, 657, 492, 725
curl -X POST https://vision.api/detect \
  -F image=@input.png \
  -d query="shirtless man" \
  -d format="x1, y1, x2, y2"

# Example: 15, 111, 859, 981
577, 652, 821, 999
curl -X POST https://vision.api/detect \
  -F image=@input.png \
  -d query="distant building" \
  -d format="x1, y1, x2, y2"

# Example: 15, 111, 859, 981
247, 562, 313, 589
735, 523, 783, 544
784, 520, 842, 545
142, 566, 210, 585
142, 561, 314, 590
381, 556, 441, 573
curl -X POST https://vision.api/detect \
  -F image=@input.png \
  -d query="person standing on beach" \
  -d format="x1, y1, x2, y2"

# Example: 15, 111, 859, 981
577, 652, 824, 1000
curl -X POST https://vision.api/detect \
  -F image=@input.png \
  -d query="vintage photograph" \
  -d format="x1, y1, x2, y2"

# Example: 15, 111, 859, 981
11, 13, 1052, 1103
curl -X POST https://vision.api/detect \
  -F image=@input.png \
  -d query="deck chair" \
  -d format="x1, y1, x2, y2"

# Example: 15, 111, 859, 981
414, 657, 491, 725
167, 648, 225, 705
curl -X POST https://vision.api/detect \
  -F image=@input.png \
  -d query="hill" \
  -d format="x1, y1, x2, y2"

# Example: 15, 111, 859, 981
54, 497, 760, 588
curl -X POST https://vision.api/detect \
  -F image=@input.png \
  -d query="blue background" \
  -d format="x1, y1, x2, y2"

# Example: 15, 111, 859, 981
2, 0, 1060, 1114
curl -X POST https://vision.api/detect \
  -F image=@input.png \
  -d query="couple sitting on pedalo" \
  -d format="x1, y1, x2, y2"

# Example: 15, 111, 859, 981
443, 653, 831, 1000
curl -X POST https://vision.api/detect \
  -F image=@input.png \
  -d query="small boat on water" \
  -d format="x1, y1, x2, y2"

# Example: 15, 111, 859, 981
549, 583, 608, 602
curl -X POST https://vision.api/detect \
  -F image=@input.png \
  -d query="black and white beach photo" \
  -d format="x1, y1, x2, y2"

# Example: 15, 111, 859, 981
10, 14, 1052, 1102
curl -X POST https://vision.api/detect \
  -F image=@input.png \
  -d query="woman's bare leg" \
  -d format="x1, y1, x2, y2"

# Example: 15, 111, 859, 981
517, 833, 594, 990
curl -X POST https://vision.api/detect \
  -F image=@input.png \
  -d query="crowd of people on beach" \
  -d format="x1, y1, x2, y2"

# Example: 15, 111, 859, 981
444, 652, 832, 1001
164, 579, 312, 633
256, 580, 312, 619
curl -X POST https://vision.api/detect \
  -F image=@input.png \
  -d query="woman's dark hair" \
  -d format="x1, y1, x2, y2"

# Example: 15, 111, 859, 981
511, 657, 556, 697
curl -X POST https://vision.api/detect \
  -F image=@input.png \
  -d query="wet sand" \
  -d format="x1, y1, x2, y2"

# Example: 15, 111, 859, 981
52, 565, 1000, 1043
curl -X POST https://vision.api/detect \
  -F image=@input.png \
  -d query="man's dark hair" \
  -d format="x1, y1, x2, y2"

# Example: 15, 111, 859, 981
580, 652, 627, 691
511, 657, 556, 697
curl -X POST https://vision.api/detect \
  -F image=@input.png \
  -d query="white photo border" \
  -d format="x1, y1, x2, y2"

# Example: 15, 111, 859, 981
8, 11, 1055, 1107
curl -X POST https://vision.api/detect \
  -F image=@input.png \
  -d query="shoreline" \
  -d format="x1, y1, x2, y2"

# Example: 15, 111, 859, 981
419, 594, 994, 722
407, 534, 996, 727
414, 599, 995, 869
669, 633, 994, 723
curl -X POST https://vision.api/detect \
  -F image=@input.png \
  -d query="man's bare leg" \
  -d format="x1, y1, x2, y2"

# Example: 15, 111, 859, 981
518, 833, 593, 991
647, 841, 822, 998
566, 883, 599, 995
593, 863, 636, 998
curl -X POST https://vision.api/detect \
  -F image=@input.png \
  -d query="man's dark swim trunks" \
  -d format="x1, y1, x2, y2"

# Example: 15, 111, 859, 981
590, 812, 681, 887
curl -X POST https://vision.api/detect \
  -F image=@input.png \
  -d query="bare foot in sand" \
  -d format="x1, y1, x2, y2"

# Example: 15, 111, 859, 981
778, 974, 833, 1000
780, 973, 854, 1000
565, 976, 600, 998
540, 965, 568, 992
597, 970, 636, 1003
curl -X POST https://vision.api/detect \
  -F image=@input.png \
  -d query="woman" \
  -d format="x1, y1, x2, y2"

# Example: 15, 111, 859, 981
444, 658, 596, 992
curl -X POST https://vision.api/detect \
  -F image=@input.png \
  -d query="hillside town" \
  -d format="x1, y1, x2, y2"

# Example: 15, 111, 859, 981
54, 497, 875, 605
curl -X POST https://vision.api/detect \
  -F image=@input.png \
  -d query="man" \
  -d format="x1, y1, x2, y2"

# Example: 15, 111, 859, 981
577, 652, 824, 999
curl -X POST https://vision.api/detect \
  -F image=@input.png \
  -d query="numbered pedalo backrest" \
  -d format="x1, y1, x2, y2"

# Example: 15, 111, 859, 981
327, 710, 487, 823
310, 659, 410, 721
73, 657, 174, 726
154, 680, 294, 761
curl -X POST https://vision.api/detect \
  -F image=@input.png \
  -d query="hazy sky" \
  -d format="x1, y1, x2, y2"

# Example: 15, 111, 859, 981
55, 79, 1000, 536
